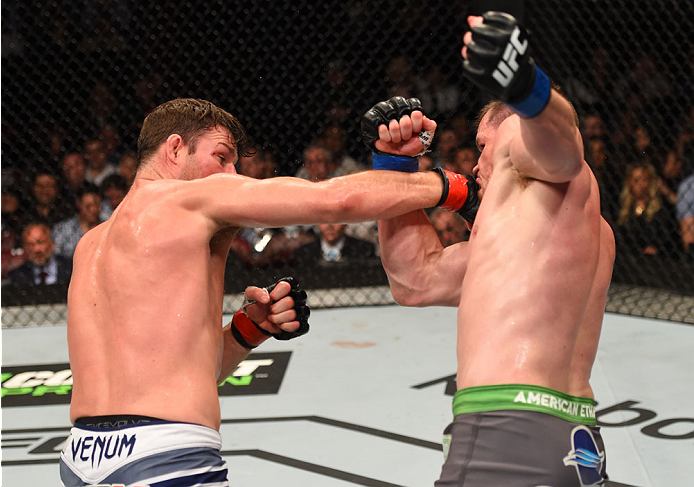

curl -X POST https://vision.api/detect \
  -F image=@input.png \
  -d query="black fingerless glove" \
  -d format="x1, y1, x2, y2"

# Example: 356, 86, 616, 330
463, 11, 550, 118
361, 96, 432, 172
230, 277, 311, 349
265, 277, 310, 340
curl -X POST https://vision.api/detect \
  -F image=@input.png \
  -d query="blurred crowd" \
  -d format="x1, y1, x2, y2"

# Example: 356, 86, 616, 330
2, 51, 693, 294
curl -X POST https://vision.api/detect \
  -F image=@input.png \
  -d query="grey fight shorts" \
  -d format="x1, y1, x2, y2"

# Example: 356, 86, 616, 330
436, 384, 608, 487
59, 415, 229, 486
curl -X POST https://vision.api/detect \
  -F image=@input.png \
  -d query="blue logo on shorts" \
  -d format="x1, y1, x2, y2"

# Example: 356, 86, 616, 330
563, 425, 605, 486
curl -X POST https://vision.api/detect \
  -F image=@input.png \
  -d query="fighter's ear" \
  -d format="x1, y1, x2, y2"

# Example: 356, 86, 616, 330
165, 134, 184, 166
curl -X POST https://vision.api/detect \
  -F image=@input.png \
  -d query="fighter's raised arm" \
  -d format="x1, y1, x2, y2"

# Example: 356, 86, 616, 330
463, 12, 584, 183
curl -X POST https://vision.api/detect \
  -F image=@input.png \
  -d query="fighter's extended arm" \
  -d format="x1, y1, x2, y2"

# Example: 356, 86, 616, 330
185, 168, 444, 231
463, 12, 583, 182
218, 277, 309, 385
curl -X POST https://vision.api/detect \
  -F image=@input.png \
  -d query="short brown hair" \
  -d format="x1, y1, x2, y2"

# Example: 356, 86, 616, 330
137, 98, 251, 168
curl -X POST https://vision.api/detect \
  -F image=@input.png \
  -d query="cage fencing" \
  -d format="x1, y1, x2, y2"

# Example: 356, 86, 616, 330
2, 0, 693, 326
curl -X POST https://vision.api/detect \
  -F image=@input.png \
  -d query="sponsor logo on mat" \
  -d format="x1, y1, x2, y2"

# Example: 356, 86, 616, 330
1, 351, 291, 407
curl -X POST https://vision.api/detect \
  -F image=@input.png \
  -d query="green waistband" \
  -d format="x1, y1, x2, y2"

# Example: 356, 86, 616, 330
452, 384, 596, 425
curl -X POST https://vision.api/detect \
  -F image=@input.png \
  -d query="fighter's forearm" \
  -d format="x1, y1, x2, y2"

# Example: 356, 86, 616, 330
315, 170, 444, 224
217, 323, 251, 385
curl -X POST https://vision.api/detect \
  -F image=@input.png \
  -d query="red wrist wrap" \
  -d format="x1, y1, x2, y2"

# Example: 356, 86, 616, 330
440, 170, 470, 212
231, 311, 271, 349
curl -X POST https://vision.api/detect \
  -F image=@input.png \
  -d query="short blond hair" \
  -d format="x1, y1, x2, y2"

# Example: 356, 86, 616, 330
475, 83, 579, 129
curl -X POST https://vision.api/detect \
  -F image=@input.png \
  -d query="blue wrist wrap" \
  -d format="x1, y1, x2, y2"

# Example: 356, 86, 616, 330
372, 152, 418, 172
509, 67, 551, 118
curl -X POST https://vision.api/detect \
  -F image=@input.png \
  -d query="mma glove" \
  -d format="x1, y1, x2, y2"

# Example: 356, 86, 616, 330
361, 96, 434, 172
463, 11, 550, 118
433, 168, 480, 224
230, 277, 310, 349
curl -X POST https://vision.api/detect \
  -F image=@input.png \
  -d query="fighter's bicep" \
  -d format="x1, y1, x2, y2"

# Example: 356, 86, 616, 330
422, 242, 468, 307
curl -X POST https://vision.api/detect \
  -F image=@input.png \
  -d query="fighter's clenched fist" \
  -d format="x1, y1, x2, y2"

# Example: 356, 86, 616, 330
462, 12, 550, 118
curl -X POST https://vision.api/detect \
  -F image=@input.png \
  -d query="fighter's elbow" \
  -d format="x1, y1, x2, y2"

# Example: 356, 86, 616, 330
320, 184, 361, 223
561, 156, 584, 181
390, 285, 424, 307
389, 280, 435, 307
540, 153, 584, 183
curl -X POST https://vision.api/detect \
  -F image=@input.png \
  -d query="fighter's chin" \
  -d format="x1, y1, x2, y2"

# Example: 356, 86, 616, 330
466, 221, 473, 231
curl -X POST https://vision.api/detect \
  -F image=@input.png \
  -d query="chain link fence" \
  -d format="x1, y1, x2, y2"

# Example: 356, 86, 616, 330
2, 0, 693, 326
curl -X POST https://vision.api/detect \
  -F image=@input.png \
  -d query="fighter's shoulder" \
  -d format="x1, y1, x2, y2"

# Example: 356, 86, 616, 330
72, 221, 105, 260
176, 173, 248, 197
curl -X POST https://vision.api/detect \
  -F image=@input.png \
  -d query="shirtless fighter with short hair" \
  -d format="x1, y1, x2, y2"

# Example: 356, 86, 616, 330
363, 12, 615, 487
60, 97, 476, 486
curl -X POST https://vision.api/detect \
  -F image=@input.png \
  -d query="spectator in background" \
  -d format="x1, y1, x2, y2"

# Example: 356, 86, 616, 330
322, 58, 351, 123
611, 110, 639, 161
586, 136, 621, 223
418, 154, 435, 172
587, 137, 608, 176
431, 127, 459, 169
84, 137, 118, 186
564, 47, 615, 116
657, 149, 683, 209
448, 113, 474, 148
53, 182, 103, 258
415, 65, 462, 120
293, 223, 376, 266
61, 152, 88, 193
88, 82, 117, 130
118, 152, 138, 186
1, 187, 27, 247
615, 161, 680, 259
317, 122, 365, 175
582, 113, 605, 140
1, 188, 28, 278
451, 146, 477, 176
430, 208, 469, 247
237, 147, 276, 180
633, 124, 655, 159
385, 56, 415, 99
676, 171, 694, 257
49, 127, 67, 163
294, 144, 336, 181
676, 107, 694, 157
24, 171, 72, 227
676, 140, 694, 255
60, 152, 88, 212
99, 124, 125, 166
8, 222, 72, 285
99, 174, 129, 220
